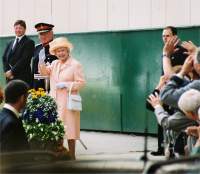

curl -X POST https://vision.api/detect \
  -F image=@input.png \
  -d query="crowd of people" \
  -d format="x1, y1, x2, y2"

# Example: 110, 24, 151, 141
0, 20, 86, 160
147, 26, 200, 158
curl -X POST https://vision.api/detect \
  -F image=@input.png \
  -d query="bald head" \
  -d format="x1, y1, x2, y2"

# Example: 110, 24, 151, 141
178, 89, 200, 120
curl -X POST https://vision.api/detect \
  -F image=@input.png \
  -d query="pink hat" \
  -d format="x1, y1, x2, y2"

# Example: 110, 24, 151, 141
49, 37, 73, 55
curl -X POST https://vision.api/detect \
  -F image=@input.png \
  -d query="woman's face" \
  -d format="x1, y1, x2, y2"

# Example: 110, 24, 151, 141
55, 47, 69, 62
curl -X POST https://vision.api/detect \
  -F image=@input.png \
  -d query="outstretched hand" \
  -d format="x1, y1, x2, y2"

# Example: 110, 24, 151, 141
181, 41, 198, 55
185, 126, 200, 137
147, 92, 162, 108
179, 55, 194, 76
163, 36, 180, 57
155, 75, 170, 90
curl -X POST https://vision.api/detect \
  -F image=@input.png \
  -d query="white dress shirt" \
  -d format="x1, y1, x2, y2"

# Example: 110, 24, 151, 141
3, 103, 20, 118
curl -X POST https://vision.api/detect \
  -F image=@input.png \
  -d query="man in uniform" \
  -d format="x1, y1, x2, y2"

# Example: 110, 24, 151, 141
32, 23, 57, 89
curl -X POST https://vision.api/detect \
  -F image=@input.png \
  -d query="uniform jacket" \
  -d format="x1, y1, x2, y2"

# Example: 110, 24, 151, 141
0, 108, 29, 152
32, 44, 57, 89
2, 35, 35, 86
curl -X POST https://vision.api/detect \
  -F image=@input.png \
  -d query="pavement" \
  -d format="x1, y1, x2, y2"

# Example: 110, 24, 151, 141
0, 130, 166, 174
62, 130, 166, 173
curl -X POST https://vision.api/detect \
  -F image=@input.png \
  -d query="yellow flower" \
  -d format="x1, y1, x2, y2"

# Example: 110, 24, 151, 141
28, 89, 36, 93
38, 88, 44, 91
40, 92, 46, 97
32, 95, 37, 99
36, 91, 41, 96
31, 92, 35, 95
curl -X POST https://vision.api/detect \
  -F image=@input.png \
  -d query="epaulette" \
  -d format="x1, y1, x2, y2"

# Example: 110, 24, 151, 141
35, 43, 42, 48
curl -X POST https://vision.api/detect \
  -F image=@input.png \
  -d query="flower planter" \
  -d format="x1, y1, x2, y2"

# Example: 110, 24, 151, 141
29, 139, 61, 151
22, 88, 70, 160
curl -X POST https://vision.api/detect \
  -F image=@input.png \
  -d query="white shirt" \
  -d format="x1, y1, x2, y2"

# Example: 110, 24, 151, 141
3, 103, 20, 118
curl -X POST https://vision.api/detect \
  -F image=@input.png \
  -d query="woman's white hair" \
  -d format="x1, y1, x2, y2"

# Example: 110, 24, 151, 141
178, 89, 200, 114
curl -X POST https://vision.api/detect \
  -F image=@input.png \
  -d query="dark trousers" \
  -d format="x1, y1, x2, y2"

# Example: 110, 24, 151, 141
158, 124, 164, 151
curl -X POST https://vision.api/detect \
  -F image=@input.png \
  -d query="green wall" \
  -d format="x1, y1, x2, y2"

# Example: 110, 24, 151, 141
1, 27, 200, 133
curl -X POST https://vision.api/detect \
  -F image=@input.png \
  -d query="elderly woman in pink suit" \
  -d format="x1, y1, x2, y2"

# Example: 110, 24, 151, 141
39, 37, 85, 160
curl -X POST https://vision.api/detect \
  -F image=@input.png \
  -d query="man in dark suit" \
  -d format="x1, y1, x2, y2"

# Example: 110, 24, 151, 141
2, 20, 35, 87
0, 80, 29, 152
32, 23, 57, 89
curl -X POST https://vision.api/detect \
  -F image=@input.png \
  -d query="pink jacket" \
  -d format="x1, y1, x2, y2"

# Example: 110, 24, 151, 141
39, 57, 85, 139
39, 57, 85, 98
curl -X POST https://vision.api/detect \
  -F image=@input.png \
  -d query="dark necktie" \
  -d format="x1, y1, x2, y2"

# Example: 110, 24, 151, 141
12, 38, 19, 52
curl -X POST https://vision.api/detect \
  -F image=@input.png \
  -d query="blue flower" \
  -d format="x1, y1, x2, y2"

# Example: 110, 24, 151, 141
22, 88, 64, 142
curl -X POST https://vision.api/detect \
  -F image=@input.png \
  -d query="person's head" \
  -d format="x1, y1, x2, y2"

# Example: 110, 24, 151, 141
4, 80, 29, 111
49, 37, 73, 63
35, 23, 54, 46
178, 89, 200, 120
162, 26, 177, 43
14, 20, 26, 37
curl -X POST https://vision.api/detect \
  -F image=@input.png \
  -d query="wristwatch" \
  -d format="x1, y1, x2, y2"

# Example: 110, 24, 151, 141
162, 54, 168, 57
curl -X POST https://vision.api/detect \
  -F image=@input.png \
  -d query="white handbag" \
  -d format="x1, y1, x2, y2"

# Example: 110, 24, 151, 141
67, 83, 82, 111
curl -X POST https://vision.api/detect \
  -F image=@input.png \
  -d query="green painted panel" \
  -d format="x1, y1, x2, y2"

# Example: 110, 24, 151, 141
65, 33, 123, 131
81, 86, 121, 131
1, 27, 200, 133
0, 37, 10, 86
120, 30, 162, 133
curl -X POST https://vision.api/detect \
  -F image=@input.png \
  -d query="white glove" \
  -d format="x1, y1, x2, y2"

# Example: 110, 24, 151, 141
56, 82, 70, 89
39, 48, 46, 64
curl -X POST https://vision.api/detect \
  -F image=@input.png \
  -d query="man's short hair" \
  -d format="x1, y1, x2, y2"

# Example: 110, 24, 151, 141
178, 89, 200, 114
164, 26, 177, 35
4, 80, 29, 104
14, 20, 26, 29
